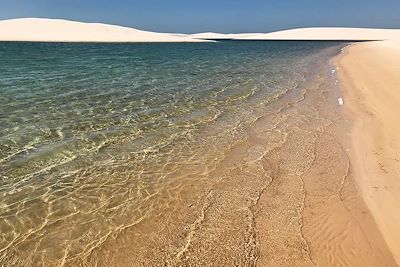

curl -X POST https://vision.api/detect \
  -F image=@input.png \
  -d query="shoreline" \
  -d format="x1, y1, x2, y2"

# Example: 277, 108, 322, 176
336, 40, 400, 265
85, 43, 398, 266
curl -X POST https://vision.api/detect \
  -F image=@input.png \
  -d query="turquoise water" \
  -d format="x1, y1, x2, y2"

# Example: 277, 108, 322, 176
0, 41, 343, 266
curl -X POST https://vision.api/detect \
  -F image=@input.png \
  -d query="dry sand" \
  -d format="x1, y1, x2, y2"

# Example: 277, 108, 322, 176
337, 40, 400, 265
0, 18, 209, 42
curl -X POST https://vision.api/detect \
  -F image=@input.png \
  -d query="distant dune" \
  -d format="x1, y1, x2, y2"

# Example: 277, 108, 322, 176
188, 32, 261, 40
2, 19, 400, 43
0, 18, 210, 43
236, 27, 400, 40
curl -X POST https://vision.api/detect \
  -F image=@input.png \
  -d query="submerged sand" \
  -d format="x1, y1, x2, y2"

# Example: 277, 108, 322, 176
80, 45, 397, 266
337, 40, 400, 265
84, 42, 400, 266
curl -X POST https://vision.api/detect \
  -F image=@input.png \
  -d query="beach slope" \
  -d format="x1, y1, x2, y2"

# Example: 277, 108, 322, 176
337, 40, 400, 264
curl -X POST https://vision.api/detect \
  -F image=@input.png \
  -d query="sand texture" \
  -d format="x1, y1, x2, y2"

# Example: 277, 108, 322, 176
337, 40, 400, 265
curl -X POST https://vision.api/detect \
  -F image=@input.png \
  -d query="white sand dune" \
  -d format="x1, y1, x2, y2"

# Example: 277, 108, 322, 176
2, 19, 399, 42
0, 18, 210, 43
236, 27, 400, 40
188, 28, 400, 41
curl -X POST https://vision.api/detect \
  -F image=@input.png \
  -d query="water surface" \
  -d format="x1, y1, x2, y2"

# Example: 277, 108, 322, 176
0, 41, 344, 266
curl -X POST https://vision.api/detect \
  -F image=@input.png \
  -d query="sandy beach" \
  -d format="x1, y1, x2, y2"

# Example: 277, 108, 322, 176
337, 40, 400, 265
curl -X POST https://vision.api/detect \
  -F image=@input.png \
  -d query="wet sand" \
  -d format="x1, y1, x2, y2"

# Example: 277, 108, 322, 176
337, 40, 400, 265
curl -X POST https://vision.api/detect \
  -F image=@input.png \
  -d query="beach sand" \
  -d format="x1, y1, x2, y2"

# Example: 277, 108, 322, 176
337, 40, 400, 265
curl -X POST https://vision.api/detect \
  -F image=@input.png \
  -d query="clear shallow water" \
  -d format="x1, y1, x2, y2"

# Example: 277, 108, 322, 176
0, 41, 344, 266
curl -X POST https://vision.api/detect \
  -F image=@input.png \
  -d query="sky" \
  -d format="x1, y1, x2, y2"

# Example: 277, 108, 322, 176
0, 0, 399, 33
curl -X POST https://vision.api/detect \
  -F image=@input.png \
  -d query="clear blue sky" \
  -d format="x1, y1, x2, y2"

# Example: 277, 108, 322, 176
0, 0, 399, 33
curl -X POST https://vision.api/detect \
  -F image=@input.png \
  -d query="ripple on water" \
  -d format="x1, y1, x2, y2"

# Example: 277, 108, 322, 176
0, 41, 346, 265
